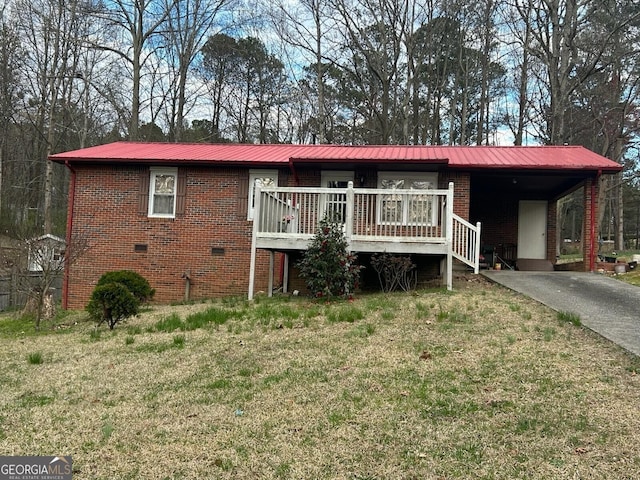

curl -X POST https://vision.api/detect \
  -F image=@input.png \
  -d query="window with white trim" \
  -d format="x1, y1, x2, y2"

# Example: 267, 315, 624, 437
149, 168, 178, 218
248, 169, 279, 220
378, 172, 438, 225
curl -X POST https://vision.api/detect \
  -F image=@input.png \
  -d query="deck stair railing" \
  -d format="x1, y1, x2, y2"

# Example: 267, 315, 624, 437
451, 213, 482, 274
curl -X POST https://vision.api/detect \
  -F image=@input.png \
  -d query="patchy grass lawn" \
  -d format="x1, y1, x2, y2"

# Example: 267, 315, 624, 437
616, 267, 640, 287
1, 278, 640, 479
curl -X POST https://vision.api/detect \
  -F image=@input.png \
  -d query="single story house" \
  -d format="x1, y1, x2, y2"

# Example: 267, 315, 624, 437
50, 142, 622, 309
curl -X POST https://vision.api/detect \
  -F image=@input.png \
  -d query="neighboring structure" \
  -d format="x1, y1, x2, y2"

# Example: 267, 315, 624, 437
50, 142, 622, 309
0, 234, 65, 311
27, 234, 66, 273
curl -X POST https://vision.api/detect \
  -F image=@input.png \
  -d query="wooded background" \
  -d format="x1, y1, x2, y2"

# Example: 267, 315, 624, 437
1, 0, 639, 249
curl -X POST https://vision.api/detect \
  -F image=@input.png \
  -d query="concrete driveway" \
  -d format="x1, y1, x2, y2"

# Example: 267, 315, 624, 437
482, 271, 640, 357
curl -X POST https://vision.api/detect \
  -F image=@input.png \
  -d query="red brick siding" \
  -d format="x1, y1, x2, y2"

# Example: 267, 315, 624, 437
470, 189, 519, 262
583, 177, 599, 271
66, 166, 281, 309
439, 172, 470, 218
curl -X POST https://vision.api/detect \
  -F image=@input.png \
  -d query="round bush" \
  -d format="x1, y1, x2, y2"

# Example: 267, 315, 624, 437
86, 282, 139, 330
95, 270, 155, 303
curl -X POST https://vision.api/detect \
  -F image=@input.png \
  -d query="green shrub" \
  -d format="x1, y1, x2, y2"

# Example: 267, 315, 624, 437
95, 270, 155, 303
296, 217, 363, 299
86, 282, 140, 330
27, 352, 43, 365
87, 270, 154, 330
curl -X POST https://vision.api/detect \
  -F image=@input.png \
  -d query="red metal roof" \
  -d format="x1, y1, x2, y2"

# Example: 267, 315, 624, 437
49, 141, 622, 173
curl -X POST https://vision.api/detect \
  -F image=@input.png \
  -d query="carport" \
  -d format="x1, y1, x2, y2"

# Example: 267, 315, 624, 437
468, 153, 620, 272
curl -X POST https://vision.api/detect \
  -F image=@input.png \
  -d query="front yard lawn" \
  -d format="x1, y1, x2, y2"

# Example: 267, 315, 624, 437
1, 279, 639, 479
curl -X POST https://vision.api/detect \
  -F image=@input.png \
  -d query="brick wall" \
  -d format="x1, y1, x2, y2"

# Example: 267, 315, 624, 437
440, 172, 470, 218
65, 165, 281, 309
583, 177, 599, 271
470, 191, 519, 250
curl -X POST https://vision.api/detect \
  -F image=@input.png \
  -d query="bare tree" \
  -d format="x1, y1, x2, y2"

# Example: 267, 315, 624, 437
270, 0, 340, 143
13, 0, 94, 234
158, 0, 230, 142
498, 0, 533, 145
93, 0, 176, 140
329, 0, 410, 144
0, 11, 22, 217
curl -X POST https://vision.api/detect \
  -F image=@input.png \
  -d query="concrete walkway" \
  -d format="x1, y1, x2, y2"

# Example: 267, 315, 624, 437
482, 271, 640, 357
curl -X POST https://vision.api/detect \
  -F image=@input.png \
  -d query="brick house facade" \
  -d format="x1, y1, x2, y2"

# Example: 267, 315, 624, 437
50, 143, 621, 309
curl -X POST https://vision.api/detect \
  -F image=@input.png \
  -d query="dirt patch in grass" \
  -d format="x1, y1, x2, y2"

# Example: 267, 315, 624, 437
1, 282, 640, 479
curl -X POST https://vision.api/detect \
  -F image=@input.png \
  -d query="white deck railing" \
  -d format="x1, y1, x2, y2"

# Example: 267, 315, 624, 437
248, 182, 481, 298
254, 183, 449, 241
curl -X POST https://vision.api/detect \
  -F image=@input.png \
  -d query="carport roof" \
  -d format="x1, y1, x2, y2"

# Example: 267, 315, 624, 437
49, 141, 622, 173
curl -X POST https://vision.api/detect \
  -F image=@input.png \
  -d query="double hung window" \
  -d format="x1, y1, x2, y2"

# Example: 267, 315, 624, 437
378, 173, 438, 225
149, 168, 178, 218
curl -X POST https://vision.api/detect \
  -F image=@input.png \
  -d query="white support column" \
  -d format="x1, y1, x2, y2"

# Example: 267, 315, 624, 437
345, 181, 354, 250
248, 185, 261, 300
474, 222, 482, 274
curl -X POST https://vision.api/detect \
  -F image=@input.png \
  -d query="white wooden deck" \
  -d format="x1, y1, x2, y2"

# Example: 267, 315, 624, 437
248, 182, 480, 299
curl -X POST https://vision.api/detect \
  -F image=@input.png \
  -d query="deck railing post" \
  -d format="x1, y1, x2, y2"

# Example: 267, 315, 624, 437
345, 181, 354, 249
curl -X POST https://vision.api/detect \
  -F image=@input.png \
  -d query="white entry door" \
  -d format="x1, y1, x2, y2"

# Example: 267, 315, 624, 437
320, 171, 353, 222
518, 200, 547, 259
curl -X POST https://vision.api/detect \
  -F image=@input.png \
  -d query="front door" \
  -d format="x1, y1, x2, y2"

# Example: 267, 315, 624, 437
518, 200, 547, 259
320, 171, 353, 222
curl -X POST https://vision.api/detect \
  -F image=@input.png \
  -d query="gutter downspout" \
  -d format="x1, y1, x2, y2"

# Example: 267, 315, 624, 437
62, 160, 76, 309
589, 170, 601, 272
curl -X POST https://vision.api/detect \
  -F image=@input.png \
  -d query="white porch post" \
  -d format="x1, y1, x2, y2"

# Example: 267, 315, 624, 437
345, 181, 354, 249
474, 222, 482, 274
445, 182, 454, 290
248, 185, 261, 300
